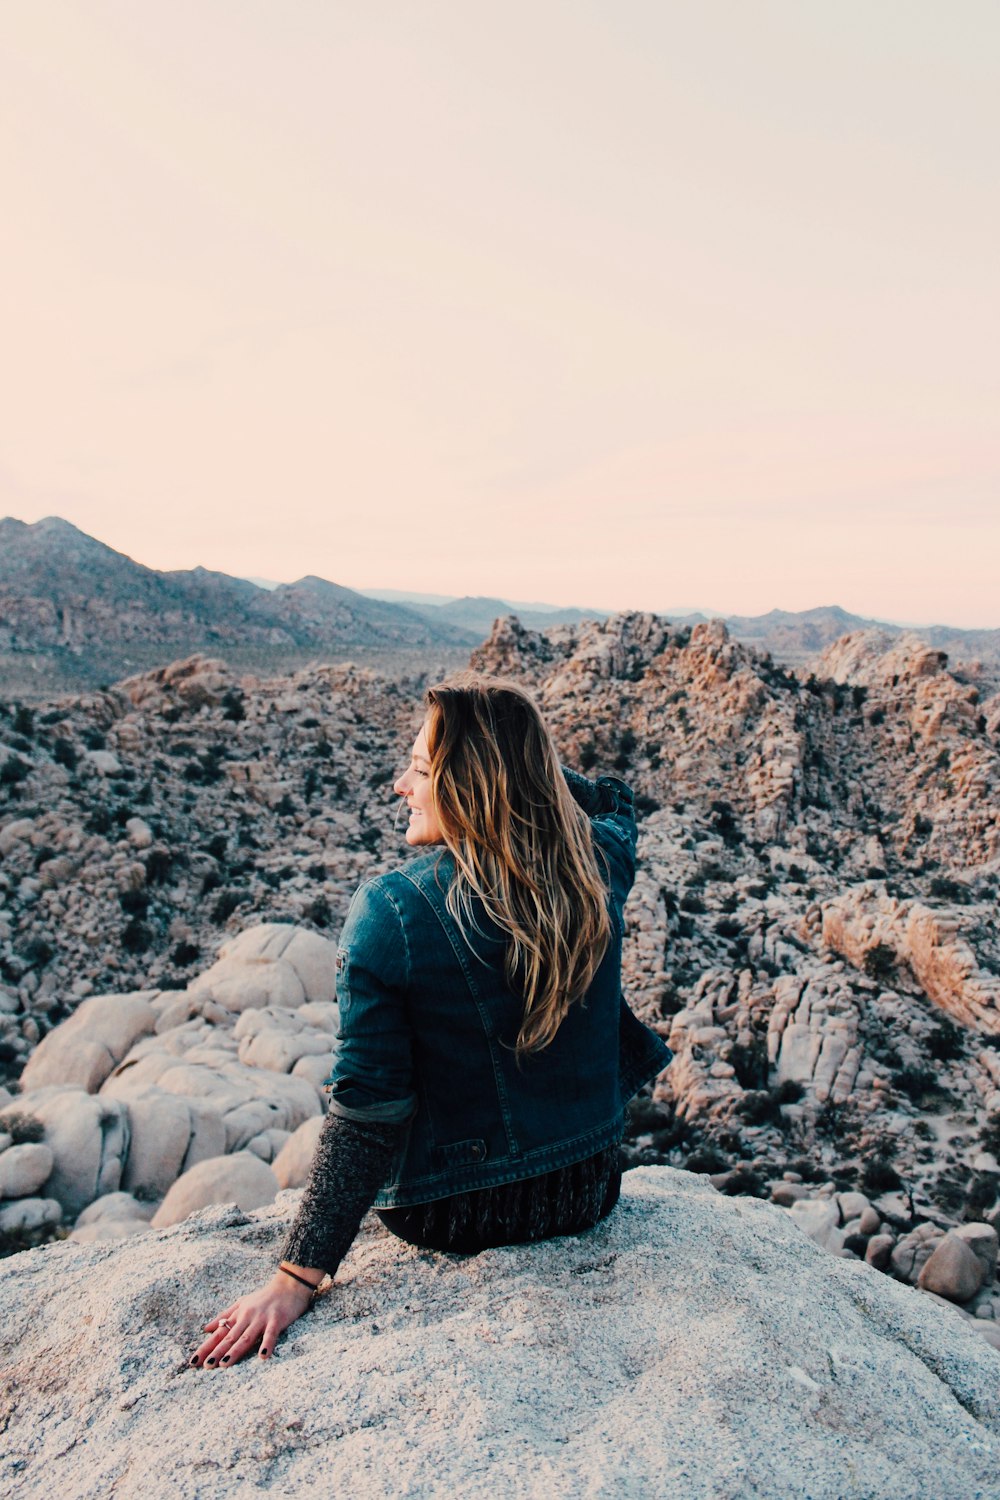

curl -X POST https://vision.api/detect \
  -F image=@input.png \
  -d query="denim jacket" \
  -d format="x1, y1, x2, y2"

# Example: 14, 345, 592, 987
325, 768, 673, 1208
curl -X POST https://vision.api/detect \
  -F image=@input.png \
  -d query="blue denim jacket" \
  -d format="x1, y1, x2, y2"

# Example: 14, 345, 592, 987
325, 768, 673, 1208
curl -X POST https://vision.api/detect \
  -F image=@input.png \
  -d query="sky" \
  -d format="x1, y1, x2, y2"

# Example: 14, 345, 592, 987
2, 1, 998, 626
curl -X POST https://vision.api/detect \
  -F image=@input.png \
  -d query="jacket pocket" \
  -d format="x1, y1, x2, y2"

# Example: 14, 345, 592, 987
431, 1137, 488, 1168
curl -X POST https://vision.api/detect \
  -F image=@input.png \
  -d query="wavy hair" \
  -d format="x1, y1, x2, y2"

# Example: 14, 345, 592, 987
422, 672, 612, 1056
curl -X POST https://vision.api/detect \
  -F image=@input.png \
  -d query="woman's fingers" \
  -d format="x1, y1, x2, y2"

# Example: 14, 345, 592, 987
203, 1301, 239, 1333
259, 1315, 282, 1361
215, 1320, 263, 1368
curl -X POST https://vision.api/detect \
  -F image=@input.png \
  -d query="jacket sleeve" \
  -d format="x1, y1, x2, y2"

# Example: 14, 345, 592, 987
324, 878, 417, 1126
561, 765, 637, 884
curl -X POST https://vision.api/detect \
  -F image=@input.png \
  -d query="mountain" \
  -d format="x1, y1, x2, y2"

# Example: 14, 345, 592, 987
360, 588, 610, 629
407, 594, 607, 634
0, 517, 478, 694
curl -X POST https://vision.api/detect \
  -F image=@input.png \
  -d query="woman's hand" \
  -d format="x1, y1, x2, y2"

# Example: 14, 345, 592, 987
190, 1270, 318, 1370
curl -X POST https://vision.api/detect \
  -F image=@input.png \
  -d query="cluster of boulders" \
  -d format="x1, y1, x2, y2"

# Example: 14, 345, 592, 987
767, 1174, 1000, 1351
2, 613, 999, 1238
0, 923, 333, 1253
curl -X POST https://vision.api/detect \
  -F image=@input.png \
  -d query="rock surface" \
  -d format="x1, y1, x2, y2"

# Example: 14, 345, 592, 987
1, 1168, 998, 1500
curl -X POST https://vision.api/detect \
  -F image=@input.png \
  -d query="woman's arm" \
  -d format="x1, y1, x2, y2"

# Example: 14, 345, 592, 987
191, 876, 414, 1370
190, 1114, 401, 1370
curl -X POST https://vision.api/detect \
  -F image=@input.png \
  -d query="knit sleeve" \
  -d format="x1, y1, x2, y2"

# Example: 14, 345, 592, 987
279, 1112, 403, 1276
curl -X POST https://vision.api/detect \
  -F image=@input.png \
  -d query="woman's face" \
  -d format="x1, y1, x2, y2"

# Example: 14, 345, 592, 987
394, 723, 444, 846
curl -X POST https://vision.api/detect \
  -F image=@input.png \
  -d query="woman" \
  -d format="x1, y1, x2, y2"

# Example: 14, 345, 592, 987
191, 673, 671, 1370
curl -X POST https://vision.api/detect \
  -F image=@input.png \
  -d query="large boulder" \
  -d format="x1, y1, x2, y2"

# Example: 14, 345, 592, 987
15, 1087, 130, 1218
150, 1151, 279, 1229
1, 1170, 999, 1498
918, 1233, 985, 1304
187, 924, 337, 1014
20, 993, 158, 1093
120, 1090, 226, 1200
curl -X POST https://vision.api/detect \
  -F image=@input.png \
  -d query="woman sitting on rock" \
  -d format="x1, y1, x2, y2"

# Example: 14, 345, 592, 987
191, 673, 671, 1369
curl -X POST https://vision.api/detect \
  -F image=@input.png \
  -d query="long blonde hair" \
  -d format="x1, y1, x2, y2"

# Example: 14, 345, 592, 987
423, 672, 612, 1056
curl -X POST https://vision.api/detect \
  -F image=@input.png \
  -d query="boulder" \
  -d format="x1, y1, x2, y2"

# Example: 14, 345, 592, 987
25, 1088, 130, 1218
150, 1152, 279, 1229
0, 1196, 61, 1235
891, 1223, 945, 1285
70, 1191, 155, 1245
865, 1234, 895, 1271
918, 1233, 984, 1304
2, 1170, 1000, 1497
121, 1090, 226, 1200
786, 1197, 845, 1254
189, 925, 337, 1013
0, 1142, 53, 1199
953, 1223, 999, 1285
20, 992, 158, 1093
272, 1115, 324, 1189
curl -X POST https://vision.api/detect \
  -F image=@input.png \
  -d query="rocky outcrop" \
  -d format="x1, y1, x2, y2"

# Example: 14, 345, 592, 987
2, 1168, 999, 1500
3, 617, 999, 1234
0, 924, 333, 1246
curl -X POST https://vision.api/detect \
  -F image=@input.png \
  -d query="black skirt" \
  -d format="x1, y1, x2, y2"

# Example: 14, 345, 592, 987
377, 1144, 622, 1254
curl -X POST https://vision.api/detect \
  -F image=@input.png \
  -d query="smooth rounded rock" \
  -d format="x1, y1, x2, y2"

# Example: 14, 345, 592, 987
272, 1115, 324, 1189
21, 992, 158, 1093
865, 1233, 895, 1271
918, 1233, 984, 1304
0, 1196, 62, 1234
150, 1151, 278, 1228
0, 1142, 53, 1199
952, 1223, 998, 1285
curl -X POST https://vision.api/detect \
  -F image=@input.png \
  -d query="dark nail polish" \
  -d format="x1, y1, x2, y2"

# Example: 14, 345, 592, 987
190, 1356, 199, 1366
221, 1355, 231, 1364
205, 1358, 215, 1367
260, 1349, 269, 1359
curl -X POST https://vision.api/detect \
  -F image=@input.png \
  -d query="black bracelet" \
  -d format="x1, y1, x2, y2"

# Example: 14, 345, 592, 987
278, 1262, 322, 1300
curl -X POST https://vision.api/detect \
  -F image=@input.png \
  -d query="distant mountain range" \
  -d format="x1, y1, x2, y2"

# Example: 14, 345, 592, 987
1, 516, 997, 697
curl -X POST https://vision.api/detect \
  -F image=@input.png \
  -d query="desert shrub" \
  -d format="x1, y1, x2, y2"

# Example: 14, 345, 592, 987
19, 938, 53, 969
926, 1018, 964, 1063
684, 1147, 729, 1175
680, 892, 706, 914
52, 737, 78, 770
715, 917, 741, 939
0, 756, 31, 788
121, 920, 152, 954
221, 691, 245, 723
737, 1091, 782, 1126
929, 876, 971, 904
863, 943, 897, 981
861, 1158, 901, 1193
119, 888, 148, 918
172, 941, 200, 967
716, 1167, 766, 1198
212, 889, 245, 924
890, 1066, 939, 1103
144, 848, 174, 885
1, 1110, 45, 1144
83, 730, 105, 750
710, 799, 743, 847
729, 1040, 769, 1090
301, 896, 332, 929
979, 1113, 1000, 1157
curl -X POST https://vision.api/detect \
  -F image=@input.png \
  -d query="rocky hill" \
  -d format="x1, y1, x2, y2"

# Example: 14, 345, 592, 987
0, 517, 475, 695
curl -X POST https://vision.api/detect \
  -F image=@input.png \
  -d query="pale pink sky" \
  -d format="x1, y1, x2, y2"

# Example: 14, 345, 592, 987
2, 1, 998, 625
